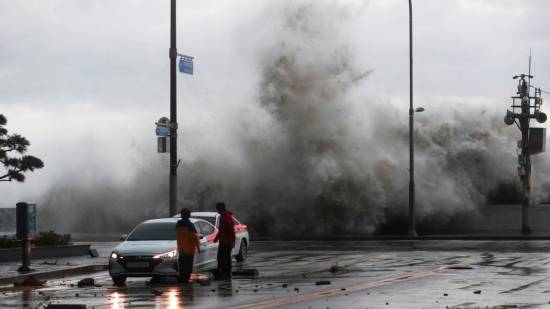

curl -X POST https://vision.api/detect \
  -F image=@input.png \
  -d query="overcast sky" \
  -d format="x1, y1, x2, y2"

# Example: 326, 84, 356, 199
1, 0, 549, 207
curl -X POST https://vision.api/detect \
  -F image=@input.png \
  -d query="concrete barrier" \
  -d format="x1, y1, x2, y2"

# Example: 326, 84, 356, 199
0, 245, 92, 262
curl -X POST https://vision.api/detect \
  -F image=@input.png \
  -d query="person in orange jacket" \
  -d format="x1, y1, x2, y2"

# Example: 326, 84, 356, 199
176, 208, 200, 284
213, 202, 236, 279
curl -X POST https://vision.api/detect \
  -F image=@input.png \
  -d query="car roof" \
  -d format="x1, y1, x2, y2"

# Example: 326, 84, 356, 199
191, 212, 219, 217
141, 217, 201, 224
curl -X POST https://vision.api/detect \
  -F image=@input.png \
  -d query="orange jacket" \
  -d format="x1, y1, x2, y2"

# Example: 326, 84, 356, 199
176, 219, 200, 255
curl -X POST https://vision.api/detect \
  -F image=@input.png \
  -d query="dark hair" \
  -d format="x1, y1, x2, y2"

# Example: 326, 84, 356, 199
180, 208, 191, 219
215, 202, 226, 211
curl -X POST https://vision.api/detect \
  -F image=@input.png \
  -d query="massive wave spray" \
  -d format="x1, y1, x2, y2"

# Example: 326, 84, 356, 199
39, 1, 549, 237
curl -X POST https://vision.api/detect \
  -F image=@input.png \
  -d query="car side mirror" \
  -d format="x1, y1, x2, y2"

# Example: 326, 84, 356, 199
120, 234, 128, 241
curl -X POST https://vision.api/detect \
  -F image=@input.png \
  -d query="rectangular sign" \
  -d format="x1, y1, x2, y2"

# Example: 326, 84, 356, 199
27, 204, 36, 238
179, 56, 193, 75
16, 203, 36, 240
156, 126, 170, 137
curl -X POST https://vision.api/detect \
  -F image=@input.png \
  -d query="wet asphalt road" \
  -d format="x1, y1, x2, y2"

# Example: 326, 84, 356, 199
3, 240, 550, 308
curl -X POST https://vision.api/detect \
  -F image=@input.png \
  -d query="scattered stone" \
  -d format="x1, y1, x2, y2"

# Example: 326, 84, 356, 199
198, 280, 211, 286
340, 288, 346, 291
14, 276, 46, 287
294, 287, 300, 292
473, 290, 482, 294
385, 302, 389, 305
42, 260, 58, 265
89, 248, 99, 257
254, 289, 258, 293
330, 264, 344, 273
443, 293, 448, 296
282, 284, 288, 288
153, 290, 163, 296
316, 280, 331, 286
75, 293, 79, 297
77, 278, 95, 288
211, 289, 216, 292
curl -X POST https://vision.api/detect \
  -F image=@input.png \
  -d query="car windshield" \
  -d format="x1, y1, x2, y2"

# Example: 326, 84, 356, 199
192, 216, 216, 226
127, 222, 176, 241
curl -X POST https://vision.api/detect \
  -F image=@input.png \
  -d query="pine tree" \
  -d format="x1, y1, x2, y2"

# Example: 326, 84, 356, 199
0, 114, 44, 182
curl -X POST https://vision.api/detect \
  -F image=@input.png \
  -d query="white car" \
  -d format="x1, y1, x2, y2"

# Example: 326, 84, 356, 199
174, 212, 250, 262
108, 217, 218, 285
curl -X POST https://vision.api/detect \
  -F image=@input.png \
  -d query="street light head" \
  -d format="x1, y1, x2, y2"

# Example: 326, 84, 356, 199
504, 110, 515, 126
535, 111, 547, 123
415, 107, 425, 113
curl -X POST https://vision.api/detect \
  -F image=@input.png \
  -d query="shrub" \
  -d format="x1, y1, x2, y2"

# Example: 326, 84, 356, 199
33, 230, 71, 247
0, 235, 19, 248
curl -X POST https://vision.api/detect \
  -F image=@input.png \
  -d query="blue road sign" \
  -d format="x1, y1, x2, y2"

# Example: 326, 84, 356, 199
156, 127, 170, 137
179, 56, 193, 75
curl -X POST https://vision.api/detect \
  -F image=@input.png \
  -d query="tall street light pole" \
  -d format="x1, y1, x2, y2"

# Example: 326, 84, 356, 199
408, 0, 418, 237
169, 0, 178, 217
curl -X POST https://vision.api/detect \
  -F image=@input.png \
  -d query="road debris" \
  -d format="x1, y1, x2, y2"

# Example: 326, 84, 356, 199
329, 264, 344, 273
473, 290, 482, 294
316, 280, 331, 285
14, 276, 46, 287
77, 278, 95, 288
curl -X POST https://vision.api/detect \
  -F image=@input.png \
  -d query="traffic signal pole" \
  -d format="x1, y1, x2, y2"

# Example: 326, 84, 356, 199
169, 0, 178, 217
518, 77, 531, 234
504, 70, 547, 235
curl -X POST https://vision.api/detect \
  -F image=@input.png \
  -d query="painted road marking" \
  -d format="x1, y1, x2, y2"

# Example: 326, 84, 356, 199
229, 267, 448, 309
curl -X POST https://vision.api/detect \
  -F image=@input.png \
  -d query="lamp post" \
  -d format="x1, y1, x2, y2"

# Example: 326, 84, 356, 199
169, 0, 178, 217
408, 0, 423, 237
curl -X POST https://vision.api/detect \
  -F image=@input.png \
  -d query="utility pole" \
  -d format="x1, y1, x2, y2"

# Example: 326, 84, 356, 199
408, 0, 417, 237
504, 57, 547, 234
169, 0, 178, 217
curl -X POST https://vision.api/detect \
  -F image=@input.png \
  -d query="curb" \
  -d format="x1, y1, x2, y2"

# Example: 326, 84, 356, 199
0, 264, 107, 286
0, 245, 93, 262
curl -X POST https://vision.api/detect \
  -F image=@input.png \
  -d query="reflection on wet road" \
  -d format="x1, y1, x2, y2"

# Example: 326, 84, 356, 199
3, 240, 550, 308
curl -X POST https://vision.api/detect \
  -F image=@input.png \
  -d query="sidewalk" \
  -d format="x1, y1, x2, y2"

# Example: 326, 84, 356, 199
0, 242, 116, 286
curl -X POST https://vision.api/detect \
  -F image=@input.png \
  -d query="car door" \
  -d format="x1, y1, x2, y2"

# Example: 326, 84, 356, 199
193, 222, 207, 267
198, 221, 218, 268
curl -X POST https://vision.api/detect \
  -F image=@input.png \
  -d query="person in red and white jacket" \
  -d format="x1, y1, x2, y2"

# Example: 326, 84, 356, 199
213, 202, 236, 279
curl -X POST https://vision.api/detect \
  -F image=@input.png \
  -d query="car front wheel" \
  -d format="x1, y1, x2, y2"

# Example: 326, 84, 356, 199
235, 240, 247, 262
112, 275, 126, 286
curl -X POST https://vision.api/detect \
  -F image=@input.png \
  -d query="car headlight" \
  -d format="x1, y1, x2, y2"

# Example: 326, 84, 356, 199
153, 250, 178, 259
110, 252, 119, 260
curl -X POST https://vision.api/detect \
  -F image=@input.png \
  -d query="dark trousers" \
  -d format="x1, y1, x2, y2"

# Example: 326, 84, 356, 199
217, 245, 233, 279
178, 254, 194, 283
